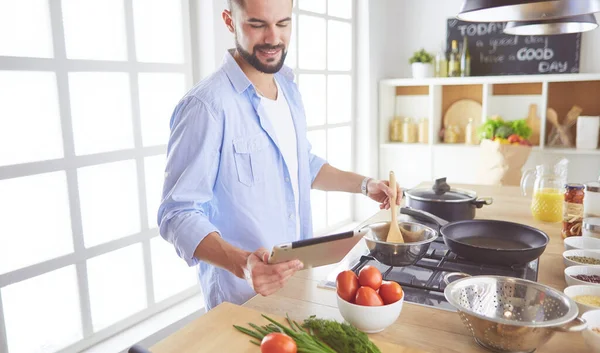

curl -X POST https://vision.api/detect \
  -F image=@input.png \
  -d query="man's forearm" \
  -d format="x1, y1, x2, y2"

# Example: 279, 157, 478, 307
311, 163, 366, 193
193, 232, 251, 279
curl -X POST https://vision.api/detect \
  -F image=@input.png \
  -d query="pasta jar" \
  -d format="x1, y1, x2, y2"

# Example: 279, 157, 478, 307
584, 181, 600, 217
563, 183, 585, 238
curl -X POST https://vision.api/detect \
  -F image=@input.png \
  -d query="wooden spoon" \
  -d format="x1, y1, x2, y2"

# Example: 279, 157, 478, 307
547, 108, 572, 147
386, 171, 404, 243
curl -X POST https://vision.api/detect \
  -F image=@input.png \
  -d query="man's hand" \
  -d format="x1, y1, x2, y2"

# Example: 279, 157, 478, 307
367, 179, 402, 210
243, 248, 304, 296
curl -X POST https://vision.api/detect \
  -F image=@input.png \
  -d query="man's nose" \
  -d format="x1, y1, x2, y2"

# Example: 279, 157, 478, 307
264, 25, 280, 45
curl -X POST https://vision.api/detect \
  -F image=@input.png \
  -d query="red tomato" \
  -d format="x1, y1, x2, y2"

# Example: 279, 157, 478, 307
378, 280, 403, 305
260, 333, 297, 353
358, 265, 383, 290
355, 286, 384, 306
336, 270, 359, 303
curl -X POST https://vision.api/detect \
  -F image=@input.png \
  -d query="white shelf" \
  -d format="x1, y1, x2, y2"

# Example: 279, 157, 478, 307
380, 73, 600, 87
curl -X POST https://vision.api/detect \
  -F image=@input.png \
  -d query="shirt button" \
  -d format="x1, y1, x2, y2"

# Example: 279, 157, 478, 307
285, 177, 290, 182
289, 214, 294, 220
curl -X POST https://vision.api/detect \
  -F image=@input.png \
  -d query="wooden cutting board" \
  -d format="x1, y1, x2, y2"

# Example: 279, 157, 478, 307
151, 302, 428, 353
444, 99, 482, 130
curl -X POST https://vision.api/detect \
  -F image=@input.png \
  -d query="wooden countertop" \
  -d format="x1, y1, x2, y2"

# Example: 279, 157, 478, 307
152, 183, 589, 353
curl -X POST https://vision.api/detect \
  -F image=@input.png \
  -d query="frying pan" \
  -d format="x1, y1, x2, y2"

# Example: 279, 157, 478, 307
400, 207, 549, 267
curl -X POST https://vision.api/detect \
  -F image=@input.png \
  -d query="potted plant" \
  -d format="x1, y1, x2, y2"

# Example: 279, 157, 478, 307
409, 49, 434, 79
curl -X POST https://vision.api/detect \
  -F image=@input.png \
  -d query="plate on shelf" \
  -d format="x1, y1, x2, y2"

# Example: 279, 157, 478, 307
444, 99, 482, 130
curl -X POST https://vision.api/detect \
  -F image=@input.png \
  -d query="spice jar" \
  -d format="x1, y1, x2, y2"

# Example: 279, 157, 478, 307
563, 183, 585, 238
584, 182, 600, 217
444, 124, 460, 143
389, 117, 402, 142
583, 217, 600, 239
403, 118, 418, 143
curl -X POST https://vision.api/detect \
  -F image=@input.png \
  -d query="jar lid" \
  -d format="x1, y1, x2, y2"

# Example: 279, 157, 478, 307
584, 217, 600, 233
585, 181, 600, 193
565, 183, 585, 190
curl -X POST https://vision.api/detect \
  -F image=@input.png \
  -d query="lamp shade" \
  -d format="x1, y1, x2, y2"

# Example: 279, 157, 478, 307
457, 0, 600, 22
504, 14, 598, 35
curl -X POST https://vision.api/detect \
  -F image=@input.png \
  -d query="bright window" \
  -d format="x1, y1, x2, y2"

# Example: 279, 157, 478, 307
0, 1, 198, 352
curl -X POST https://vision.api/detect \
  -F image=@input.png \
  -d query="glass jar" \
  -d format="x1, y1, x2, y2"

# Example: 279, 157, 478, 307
444, 124, 460, 143
403, 118, 418, 143
562, 183, 585, 238
583, 217, 600, 239
389, 117, 402, 142
584, 182, 600, 217
418, 118, 429, 144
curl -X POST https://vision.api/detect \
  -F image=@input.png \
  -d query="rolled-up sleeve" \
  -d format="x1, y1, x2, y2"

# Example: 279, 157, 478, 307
157, 96, 223, 266
307, 139, 327, 185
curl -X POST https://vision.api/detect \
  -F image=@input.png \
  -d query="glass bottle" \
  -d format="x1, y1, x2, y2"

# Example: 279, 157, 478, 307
448, 40, 461, 77
435, 42, 448, 78
418, 118, 429, 144
460, 36, 471, 77
563, 183, 585, 238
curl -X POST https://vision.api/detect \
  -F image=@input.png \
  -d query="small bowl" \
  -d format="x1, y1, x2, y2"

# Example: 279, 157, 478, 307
564, 285, 600, 316
564, 236, 600, 251
565, 266, 600, 287
582, 309, 600, 352
336, 293, 404, 333
563, 249, 600, 267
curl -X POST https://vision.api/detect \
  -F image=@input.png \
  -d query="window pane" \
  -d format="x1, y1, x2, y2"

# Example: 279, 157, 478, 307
285, 13, 297, 69
132, 0, 184, 63
307, 130, 326, 161
328, 20, 352, 71
0, 71, 63, 166
327, 191, 351, 226
327, 126, 351, 171
151, 236, 197, 302
0, 0, 53, 58
62, 0, 127, 61
327, 74, 352, 124
298, 15, 325, 70
328, 0, 353, 19
299, 74, 326, 127
78, 160, 141, 247
87, 244, 147, 330
69, 72, 134, 155
299, 0, 326, 13
311, 190, 326, 232
138, 73, 186, 146
144, 154, 166, 229
2, 266, 82, 353
0, 172, 73, 275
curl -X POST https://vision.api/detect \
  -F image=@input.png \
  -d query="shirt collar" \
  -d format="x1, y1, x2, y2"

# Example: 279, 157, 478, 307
222, 48, 295, 94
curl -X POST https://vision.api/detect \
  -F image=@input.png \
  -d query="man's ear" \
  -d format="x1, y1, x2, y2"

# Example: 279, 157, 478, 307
222, 10, 235, 33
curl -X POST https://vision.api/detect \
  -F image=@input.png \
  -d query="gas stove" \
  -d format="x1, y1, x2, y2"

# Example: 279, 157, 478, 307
318, 219, 539, 311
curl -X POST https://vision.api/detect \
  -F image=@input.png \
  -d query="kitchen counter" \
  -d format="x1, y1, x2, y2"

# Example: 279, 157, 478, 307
152, 183, 589, 353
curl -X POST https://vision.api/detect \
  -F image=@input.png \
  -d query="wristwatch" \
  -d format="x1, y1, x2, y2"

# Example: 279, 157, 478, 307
361, 177, 372, 195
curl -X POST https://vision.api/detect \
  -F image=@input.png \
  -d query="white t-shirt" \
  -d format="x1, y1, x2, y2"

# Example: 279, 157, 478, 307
258, 79, 301, 240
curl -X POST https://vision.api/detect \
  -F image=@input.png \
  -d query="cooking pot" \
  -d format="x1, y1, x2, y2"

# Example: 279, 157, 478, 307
404, 178, 493, 222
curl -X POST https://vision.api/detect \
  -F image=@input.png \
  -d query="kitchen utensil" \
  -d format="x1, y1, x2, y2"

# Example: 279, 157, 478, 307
564, 265, 600, 287
336, 291, 404, 333
563, 235, 600, 251
362, 221, 438, 266
525, 104, 541, 145
129, 345, 152, 353
444, 99, 482, 130
584, 217, 600, 239
564, 285, 600, 316
404, 177, 492, 222
581, 310, 600, 352
584, 182, 600, 218
563, 249, 600, 267
400, 207, 549, 266
521, 159, 568, 223
547, 108, 573, 147
386, 171, 404, 243
443, 274, 586, 353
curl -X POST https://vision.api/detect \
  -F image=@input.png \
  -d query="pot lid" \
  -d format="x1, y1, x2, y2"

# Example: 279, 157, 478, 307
406, 178, 476, 202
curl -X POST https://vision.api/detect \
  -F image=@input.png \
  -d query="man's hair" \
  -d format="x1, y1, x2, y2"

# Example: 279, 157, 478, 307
228, 0, 293, 11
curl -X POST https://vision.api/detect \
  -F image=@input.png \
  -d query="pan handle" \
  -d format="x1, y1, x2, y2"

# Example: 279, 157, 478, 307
443, 272, 471, 285
552, 317, 587, 333
400, 207, 449, 227
472, 197, 493, 208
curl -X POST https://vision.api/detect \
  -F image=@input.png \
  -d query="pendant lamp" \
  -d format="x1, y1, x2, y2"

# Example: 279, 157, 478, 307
504, 13, 599, 35
457, 0, 600, 22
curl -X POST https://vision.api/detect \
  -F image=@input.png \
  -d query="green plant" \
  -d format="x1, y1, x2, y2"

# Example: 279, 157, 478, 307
409, 49, 433, 64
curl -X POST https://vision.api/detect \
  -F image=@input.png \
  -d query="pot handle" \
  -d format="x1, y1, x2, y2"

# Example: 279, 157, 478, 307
552, 317, 587, 333
443, 272, 471, 285
400, 207, 449, 227
472, 197, 493, 208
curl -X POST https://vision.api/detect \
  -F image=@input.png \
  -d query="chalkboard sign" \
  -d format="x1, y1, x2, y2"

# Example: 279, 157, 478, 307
446, 18, 581, 76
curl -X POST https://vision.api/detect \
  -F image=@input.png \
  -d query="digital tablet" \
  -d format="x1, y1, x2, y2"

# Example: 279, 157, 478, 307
267, 228, 367, 268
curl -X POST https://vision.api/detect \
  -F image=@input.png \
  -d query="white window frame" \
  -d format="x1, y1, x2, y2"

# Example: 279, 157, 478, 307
292, 1, 357, 236
0, 1, 200, 352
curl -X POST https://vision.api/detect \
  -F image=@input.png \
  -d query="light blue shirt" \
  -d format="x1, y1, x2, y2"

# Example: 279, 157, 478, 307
157, 50, 328, 311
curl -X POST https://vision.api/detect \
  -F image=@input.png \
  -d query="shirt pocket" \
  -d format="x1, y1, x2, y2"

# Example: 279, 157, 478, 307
232, 134, 270, 187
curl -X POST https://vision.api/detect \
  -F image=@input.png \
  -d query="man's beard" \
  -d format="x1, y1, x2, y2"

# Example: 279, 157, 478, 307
235, 40, 287, 74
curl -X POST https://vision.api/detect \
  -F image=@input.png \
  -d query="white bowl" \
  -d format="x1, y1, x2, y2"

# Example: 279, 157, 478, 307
582, 309, 600, 352
565, 266, 600, 287
336, 293, 404, 333
564, 236, 600, 251
563, 249, 600, 267
564, 285, 600, 316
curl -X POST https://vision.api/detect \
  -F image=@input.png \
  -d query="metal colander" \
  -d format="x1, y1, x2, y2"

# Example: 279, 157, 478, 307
444, 275, 586, 353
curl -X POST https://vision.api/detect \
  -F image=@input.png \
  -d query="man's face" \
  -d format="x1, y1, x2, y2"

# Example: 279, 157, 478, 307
227, 0, 292, 73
